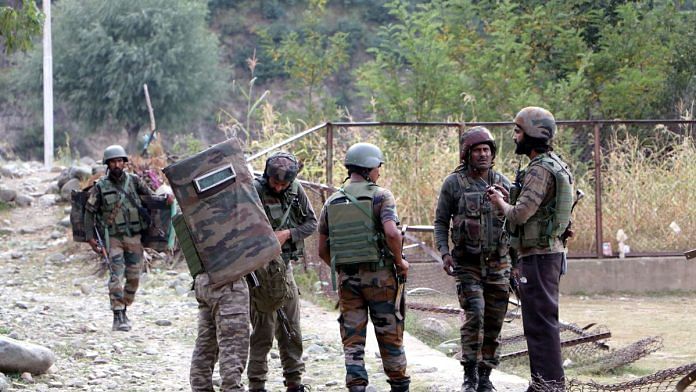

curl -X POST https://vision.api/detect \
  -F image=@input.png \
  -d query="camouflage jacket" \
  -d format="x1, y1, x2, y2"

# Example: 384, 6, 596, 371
84, 172, 154, 239
434, 166, 511, 259
254, 178, 317, 259
502, 153, 571, 257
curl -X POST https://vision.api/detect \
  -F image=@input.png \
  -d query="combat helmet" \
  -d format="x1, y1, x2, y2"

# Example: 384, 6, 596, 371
264, 151, 300, 182
514, 106, 556, 143
102, 145, 129, 164
344, 142, 384, 169
460, 126, 497, 162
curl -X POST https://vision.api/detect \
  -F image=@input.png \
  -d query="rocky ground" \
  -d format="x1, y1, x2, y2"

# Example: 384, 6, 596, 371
0, 162, 528, 392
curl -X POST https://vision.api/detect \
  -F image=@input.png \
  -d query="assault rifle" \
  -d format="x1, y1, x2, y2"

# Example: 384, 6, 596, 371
246, 271, 300, 344
94, 226, 113, 274
394, 225, 408, 321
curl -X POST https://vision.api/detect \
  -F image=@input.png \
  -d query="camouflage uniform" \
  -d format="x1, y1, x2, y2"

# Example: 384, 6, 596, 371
434, 167, 512, 367
248, 176, 317, 391
190, 273, 250, 392
319, 179, 410, 391
84, 172, 153, 314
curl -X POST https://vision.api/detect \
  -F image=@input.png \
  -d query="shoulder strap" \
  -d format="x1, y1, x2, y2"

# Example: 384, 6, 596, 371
112, 175, 138, 208
338, 187, 373, 221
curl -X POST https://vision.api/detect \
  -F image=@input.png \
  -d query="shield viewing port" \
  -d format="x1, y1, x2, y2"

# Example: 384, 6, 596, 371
193, 164, 236, 193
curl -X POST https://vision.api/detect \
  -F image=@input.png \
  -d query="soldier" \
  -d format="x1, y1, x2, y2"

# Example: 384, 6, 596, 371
248, 152, 317, 392
433, 127, 512, 392
84, 144, 170, 332
487, 107, 574, 391
318, 142, 410, 392
189, 272, 250, 392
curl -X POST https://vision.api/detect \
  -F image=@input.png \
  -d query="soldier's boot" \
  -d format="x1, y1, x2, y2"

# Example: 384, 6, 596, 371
122, 306, 132, 329
286, 383, 311, 392
347, 386, 366, 392
462, 361, 479, 392
477, 364, 494, 392
389, 379, 410, 392
113, 310, 130, 332
248, 389, 268, 392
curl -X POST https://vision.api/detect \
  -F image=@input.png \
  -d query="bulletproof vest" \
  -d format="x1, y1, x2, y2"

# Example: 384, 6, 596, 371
326, 181, 389, 268
96, 173, 145, 236
254, 178, 306, 260
452, 170, 508, 258
509, 152, 574, 249
163, 137, 280, 288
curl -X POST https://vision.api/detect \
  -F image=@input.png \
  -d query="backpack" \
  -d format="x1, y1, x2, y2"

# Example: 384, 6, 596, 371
70, 187, 92, 243
250, 257, 290, 313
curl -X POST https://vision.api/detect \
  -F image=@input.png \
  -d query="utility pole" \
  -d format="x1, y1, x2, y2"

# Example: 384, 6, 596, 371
43, 0, 54, 169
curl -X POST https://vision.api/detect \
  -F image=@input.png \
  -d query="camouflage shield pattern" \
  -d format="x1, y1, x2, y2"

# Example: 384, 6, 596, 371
139, 195, 172, 252
163, 137, 280, 287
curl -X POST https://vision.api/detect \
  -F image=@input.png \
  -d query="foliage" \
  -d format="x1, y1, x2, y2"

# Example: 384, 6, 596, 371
261, 0, 349, 122
356, 0, 463, 126
0, 0, 43, 54
16, 0, 225, 154
170, 133, 205, 159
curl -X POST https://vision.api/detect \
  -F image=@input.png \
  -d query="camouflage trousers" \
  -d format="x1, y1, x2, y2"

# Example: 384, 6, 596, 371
107, 234, 143, 311
190, 273, 250, 392
518, 253, 565, 387
454, 253, 510, 368
248, 265, 304, 389
338, 265, 410, 389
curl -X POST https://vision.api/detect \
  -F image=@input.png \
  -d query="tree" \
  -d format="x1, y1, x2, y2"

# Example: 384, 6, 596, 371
356, 0, 463, 125
262, 0, 349, 122
39, 0, 225, 152
0, 0, 43, 54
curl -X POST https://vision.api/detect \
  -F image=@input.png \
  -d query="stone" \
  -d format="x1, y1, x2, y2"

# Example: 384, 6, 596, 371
45, 182, 60, 195
60, 178, 81, 201
0, 187, 17, 203
0, 373, 8, 392
58, 217, 71, 228
14, 194, 33, 207
68, 165, 92, 181
45, 253, 67, 264
155, 320, 172, 327
38, 194, 59, 207
21, 372, 33, 383
0, 336, 55, 375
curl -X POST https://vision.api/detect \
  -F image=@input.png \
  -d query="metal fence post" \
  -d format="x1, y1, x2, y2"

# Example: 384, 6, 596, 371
593, 122, 604, 258
326, 123, 333, 187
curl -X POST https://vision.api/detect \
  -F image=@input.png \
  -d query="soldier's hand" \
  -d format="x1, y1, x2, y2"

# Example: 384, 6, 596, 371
275, 229, 291, 245
88, 239, 101, 254
492, 184, 510, 201
396, 258, 409, 279
442, 254, 456, 276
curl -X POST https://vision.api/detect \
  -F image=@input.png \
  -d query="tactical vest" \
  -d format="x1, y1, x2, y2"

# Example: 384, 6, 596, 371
509, 152, 574, 249
254, 178, 306, 260
326, 181, 393, 289
452, 170, 508, 258
96, 173, 145, 236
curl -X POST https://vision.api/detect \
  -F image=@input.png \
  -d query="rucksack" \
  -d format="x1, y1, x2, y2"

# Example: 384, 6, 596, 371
70, 187, 92, 243
249, 257, 289, 313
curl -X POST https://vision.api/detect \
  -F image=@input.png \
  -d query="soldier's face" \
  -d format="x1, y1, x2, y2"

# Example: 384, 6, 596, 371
469, 144, 492, 170
107, 158, 125, 176
268, 177, 291, 194
368, 165, 381, 183
513, 126, 528, 155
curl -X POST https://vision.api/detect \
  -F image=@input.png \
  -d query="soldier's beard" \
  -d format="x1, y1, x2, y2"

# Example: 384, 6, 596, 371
514, 140, 532, 155
109, 167, 124, 179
